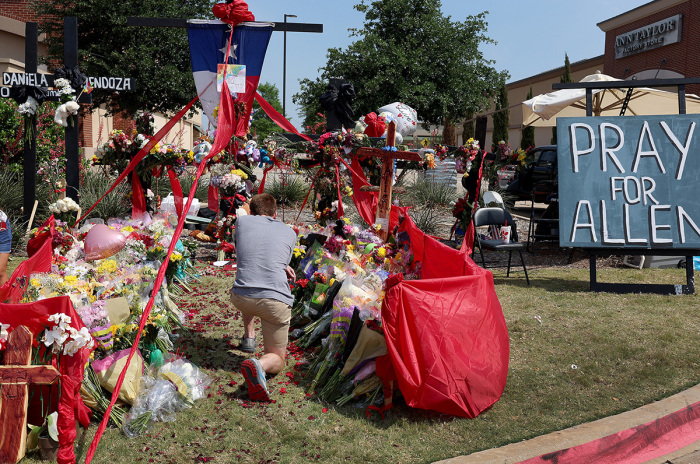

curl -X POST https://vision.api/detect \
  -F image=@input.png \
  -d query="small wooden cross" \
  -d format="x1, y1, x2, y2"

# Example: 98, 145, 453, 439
356, 121, 421, 241
0, 326, 60, 464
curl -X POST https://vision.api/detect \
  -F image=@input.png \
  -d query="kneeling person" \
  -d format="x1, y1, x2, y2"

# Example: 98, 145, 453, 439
230, 193, 296, 401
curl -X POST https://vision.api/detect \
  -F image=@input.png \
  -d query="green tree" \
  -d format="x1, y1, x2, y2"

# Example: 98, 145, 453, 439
552, 53, 572, 144
293, 0, 508, 132
31, 0, 213, 116
293, 77, 329, 132
491, 80, 509, 149
462, 110, 474, 144
520, 87, 535, 149
250, 82, 283, 142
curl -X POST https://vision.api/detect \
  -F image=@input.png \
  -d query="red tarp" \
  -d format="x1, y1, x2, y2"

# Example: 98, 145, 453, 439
348, 160, 509, 418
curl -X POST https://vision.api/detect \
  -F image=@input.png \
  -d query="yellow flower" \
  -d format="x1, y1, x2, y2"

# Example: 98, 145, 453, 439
231, 169, 248, 180
30, 278, 41, 287
97, 260, 118, 274
64, 275, 78, 285
122, 226, 135, 233
377, 247, 387, 259
169, 252, 183, 262
150, 143, 160, 155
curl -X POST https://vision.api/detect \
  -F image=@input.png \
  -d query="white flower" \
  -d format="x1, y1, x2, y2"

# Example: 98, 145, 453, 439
62, 327, 93, 356
54, 78, 71, 89
42, 326, 69, 352
48, 313, 72, 329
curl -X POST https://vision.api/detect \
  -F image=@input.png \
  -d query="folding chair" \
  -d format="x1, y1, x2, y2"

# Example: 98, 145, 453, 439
472, 207, 530, 285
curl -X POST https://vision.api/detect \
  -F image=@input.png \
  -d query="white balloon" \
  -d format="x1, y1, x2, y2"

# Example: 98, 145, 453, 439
377, 102, 418, 136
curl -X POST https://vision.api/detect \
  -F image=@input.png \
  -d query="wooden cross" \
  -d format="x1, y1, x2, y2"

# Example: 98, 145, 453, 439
0, 326, 59, 464
356, 121, 421, 241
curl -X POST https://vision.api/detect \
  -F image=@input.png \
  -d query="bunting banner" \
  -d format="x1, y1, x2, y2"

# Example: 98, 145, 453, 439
188, 20, 273, 136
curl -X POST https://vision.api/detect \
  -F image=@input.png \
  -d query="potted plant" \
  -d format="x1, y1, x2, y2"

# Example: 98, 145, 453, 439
26, 411, 59, 461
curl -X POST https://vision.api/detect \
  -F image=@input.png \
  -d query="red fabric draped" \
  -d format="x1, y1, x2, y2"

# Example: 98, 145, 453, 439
0, 217, 53, 304
254, 91, 312, 141
208, 184, 220, 213
212, 0, 255, 25
347, 156, 400, 232
167, 168, 184, 218
376, 213, 509, 418
131, 174, 147, 217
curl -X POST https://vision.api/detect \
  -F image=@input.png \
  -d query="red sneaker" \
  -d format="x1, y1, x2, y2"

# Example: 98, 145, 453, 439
241, 358, 270, 402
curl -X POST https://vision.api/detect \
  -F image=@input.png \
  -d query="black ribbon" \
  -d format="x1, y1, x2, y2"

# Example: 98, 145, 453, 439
319, 82, 356, 129
10, 85, 47, 105
53, 65, 87, 91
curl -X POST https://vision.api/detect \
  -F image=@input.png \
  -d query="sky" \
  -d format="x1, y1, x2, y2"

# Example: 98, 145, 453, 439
244, 0, 649, 129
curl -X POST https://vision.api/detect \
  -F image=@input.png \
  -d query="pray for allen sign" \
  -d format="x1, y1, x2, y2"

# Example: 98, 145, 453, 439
558, 115, 700, 249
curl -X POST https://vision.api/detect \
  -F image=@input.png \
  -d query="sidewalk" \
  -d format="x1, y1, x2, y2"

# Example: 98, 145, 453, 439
435, 383, 700, 464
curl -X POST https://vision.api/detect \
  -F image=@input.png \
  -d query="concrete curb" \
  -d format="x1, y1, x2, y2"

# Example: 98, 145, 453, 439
435, 383, 700, 464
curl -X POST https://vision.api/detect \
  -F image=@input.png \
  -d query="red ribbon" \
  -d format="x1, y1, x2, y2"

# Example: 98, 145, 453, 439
167, 167, 184, 218
363, 112, 386, 138
334, 158, 344, 219
296, 168, 322, 223
212, 0, 255, 25
131, 174, 147, 217
254, 91, 312, 141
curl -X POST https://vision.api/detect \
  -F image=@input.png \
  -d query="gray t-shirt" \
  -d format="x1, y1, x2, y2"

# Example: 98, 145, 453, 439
231, 215, 297, 306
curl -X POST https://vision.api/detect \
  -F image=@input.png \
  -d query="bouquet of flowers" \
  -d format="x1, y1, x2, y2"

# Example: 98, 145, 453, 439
452, 195, 475, 233
77, 300, 113, 350
48, 197, 80, 225
455, 138, 480, 174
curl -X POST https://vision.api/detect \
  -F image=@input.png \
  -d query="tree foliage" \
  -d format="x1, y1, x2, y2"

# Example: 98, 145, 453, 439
293, 0, 508, 130
250, 82, 283, 142
520, 87, 535, 149
31, 0, 214, 116
491, 80, 509, 148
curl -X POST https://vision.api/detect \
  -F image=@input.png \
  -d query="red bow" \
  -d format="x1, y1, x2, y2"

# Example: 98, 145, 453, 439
212, 1, 255, 26
363, 112, 386, 138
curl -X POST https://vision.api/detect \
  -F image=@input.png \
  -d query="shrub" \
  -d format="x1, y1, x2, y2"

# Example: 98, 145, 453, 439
265, 175, 308, 206
79, 169, 131, 221
404, 177, 458, 207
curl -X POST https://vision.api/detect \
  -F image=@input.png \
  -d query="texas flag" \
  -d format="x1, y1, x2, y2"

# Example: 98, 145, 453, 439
187, 20, 273, 136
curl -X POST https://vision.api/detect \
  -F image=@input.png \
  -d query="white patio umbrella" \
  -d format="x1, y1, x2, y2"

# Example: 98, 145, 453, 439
522, 72, 700, 127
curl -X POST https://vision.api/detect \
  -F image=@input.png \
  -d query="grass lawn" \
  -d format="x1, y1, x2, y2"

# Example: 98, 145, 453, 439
21, 263, 700, 463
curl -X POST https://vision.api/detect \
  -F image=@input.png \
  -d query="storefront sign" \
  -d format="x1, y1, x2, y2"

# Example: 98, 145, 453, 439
558, 115, 700, 249
614, 14, 682, 59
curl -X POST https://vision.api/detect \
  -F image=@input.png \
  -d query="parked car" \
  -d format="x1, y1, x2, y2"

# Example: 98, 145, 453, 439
497, 145, 558, 202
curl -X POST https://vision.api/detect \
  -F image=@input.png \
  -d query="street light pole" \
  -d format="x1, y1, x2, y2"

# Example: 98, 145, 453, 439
283, 13, 297, 117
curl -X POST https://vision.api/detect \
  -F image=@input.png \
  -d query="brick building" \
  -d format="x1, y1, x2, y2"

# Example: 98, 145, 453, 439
0, 2, 202, 159
469, 0, 700, 150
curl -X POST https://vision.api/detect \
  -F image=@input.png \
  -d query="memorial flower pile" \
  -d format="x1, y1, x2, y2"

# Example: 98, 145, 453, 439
287, 219, 422, 406
23, 215, 205, 427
